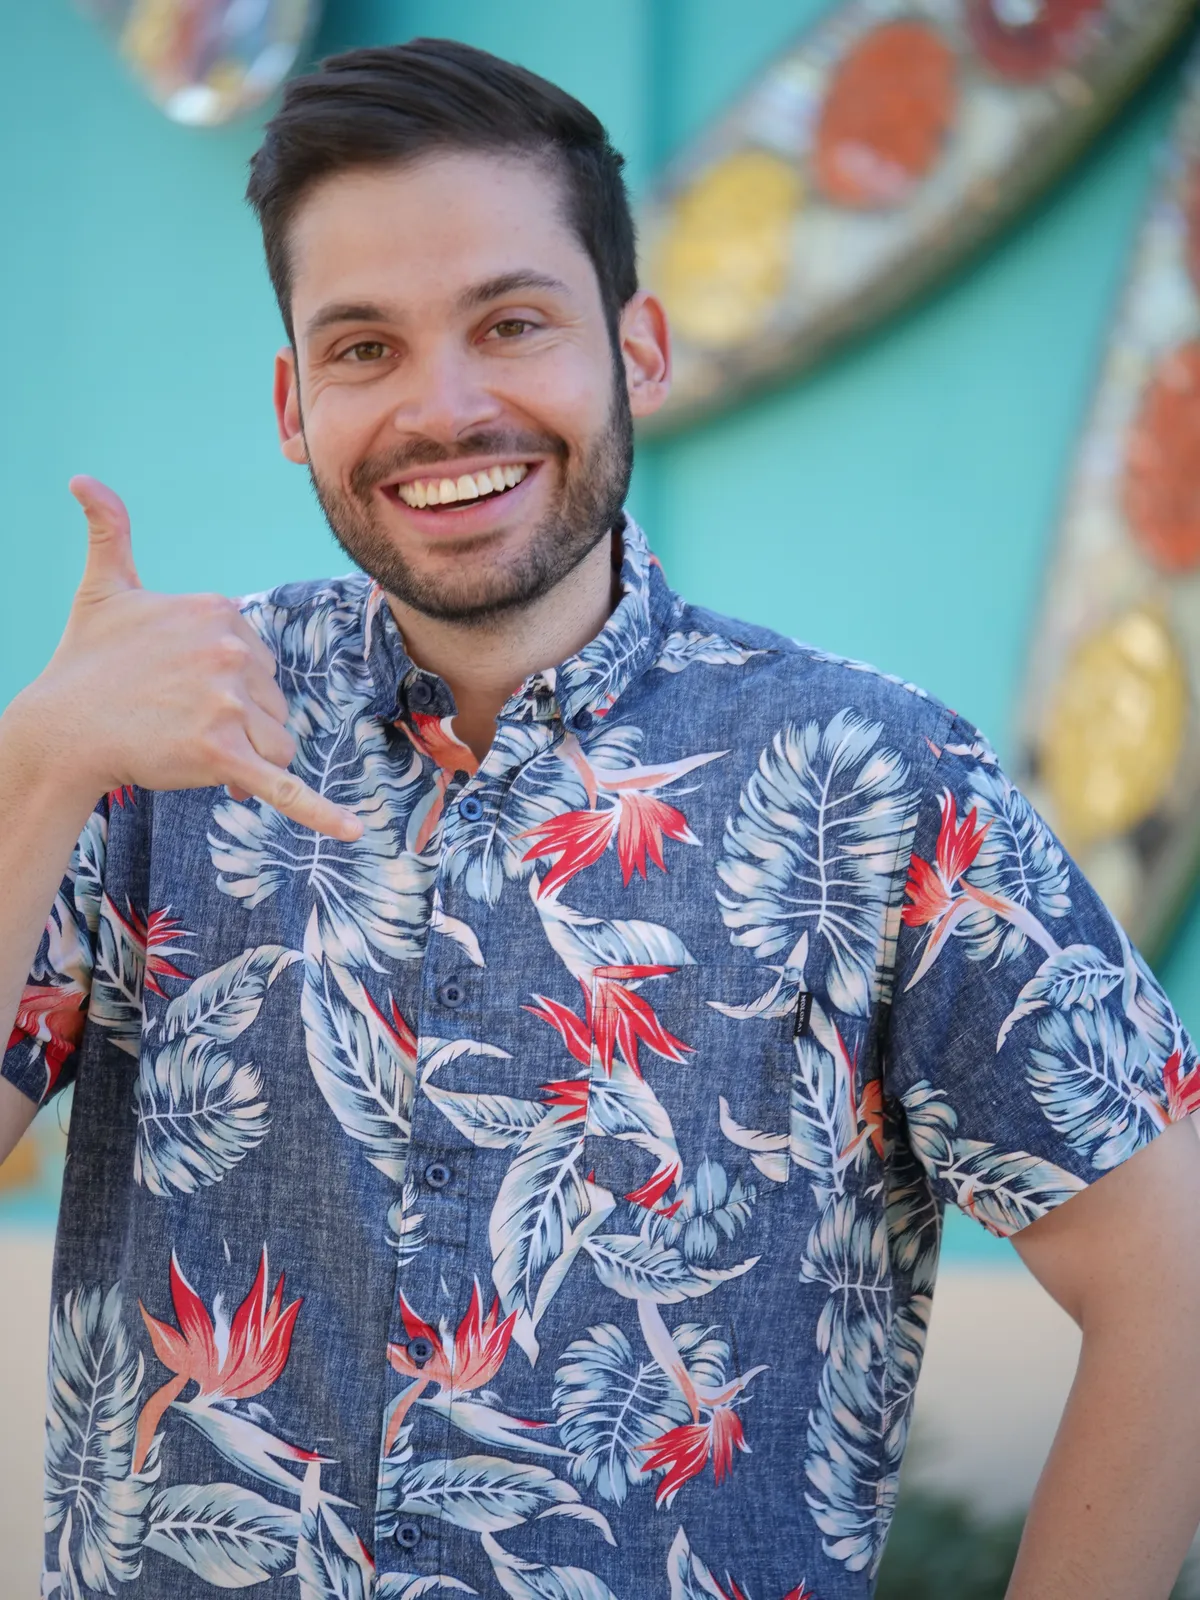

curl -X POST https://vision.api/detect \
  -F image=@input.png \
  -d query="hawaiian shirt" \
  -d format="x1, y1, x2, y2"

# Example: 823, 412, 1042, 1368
6, 516, 1197, 1600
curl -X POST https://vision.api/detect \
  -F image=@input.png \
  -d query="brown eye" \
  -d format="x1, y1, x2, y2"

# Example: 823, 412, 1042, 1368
345, 341, 387, 362
491, 319, 532, 339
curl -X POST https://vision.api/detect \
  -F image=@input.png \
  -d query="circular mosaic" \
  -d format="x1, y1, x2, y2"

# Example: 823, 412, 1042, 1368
966, 0, 1106, 82
1123, 340, 1200, 573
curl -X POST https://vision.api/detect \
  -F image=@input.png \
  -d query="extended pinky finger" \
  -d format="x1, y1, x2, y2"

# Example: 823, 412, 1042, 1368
230, 750, 363, 842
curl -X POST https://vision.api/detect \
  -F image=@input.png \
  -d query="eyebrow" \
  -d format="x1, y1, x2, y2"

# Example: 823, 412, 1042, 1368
303, 301, 392, 340
303, 271, 572, 343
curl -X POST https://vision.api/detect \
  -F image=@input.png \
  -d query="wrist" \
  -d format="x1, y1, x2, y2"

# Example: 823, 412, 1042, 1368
1, 680, 111, 815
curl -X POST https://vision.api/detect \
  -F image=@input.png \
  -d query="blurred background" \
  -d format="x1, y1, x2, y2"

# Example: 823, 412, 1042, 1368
4, 1, 1200, 1594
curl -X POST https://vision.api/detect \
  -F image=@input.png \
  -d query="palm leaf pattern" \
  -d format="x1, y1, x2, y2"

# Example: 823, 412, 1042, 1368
652, 630, 764, 674
162, 945, 298, 1043
90, 892, 146, 1057
717, 712, 917, 1016
242, 581, 374, 740
133, 1034, 269, 1196
957, 765, 1070, 965
45, 1286, 158, 1595
481, 1531, 621, 1600
144, 1482, 299, 1586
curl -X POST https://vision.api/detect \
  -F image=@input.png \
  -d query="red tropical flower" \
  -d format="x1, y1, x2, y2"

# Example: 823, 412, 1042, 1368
525, 994, 592, 1064
521, 810, 618, 897
639, 1403, 749, 1507
398, 712, 480, 852
624, 1160, 683, 1214
107, 784, 136, 809
527, 968, 691, 1079
1164, 1050, 1200, 1121
107, 900, 192, 997
538, 1077, 591, 1122
133, 1247, 304, 1473
902, 791, 991, 929
7, 978, 87, 1098
385, 1280, 521, 1453
614, 793, 695, 884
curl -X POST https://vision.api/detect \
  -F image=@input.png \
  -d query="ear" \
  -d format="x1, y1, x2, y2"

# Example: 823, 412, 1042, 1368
618, 290, 671, 420
274, 346, 309, 464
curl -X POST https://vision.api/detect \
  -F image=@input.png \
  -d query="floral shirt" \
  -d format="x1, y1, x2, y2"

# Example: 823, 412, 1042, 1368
6, 517, 1196, 1600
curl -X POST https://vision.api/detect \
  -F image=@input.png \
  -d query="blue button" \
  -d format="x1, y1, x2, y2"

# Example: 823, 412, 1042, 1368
438, 977, 466, 1009
396, 1521, 422, 1550
407, 1336, 436, 1367
458, 794, 484, 822
424, 1162, 452, 1190
409, 677, 434, 707
572, 709, 593, 731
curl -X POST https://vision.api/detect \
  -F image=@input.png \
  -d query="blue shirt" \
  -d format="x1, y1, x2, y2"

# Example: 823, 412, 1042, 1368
7, 517, 1195, 1600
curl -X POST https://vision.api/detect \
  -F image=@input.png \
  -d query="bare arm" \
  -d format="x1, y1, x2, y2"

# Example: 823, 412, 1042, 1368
0, 478, 362, 1160
1006, 1116, 1200, 1598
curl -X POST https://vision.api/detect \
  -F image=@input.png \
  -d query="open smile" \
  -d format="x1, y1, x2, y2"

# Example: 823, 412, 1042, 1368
380, 458, 542, 519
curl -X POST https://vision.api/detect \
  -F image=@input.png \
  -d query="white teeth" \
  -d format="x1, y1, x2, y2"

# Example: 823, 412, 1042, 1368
396, 462, 531, 507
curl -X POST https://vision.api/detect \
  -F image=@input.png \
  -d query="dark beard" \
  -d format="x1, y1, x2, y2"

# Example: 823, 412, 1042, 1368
307, 376, 633, 627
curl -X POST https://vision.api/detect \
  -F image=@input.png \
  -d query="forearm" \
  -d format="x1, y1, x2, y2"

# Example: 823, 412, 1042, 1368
0, 688, 101, 1153
1006, 1309, 1200, 1598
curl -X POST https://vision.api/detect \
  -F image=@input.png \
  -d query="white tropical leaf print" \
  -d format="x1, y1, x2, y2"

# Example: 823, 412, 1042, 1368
533, 882, 696, 980
718, 1097, 788, 1183
91, 892, 146, 1056
643, 1159, 757, 1264
935, 1140, 1086, 1236
958, 765, 1070, 965
210, 711, 434, 968
582, 1233, 758, 1302
134, 1035, 269, 1196
790, 1027, 856, 1196
377, 1578, 478, 1598
425, 1085, 548, 1149
301, 916, 415, 1184
45, 1286, 158, 1595
389, 1454, 609, 1535
489, 1111, 613, 1363
145, 1482, 299, 1586
884, 1133, 941, 1293
801, 1195, 890, 1372
653, 630, 765, 674
163, 945, 299, 1042
996, 944, 1123, 1050
1027, 1001, 1167, 1171
242, 582, 374, 740
586, 1058, 681, 1190
419, 1035, 511, 1088
174, 1401, 330, 1503
1115, 923, 1199, 1076
417, 1392, 569, 1458
665, 1526, 734, 1600
72, 806, 108, 933
899, 1081, 957, 1172
295, 1501, 374, 1600
388, 1180, 428, 1267
481, 1532, 621, 1600
717, 711, 917, 1016
430, 889, 486, 966
706, 934, 807, 1021
553, 1322, 690, 1503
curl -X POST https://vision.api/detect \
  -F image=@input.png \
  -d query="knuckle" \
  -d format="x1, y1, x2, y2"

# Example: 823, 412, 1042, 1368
273, 772, 303, 809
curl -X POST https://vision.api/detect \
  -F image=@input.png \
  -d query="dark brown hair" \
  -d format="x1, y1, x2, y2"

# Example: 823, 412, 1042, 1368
246, 37, 638, 343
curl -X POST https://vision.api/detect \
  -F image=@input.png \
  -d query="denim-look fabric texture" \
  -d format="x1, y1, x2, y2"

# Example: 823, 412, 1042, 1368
7, 517, 1198, 1600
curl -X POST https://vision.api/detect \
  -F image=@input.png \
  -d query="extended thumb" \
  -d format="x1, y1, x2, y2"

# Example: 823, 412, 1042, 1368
70, 475, 141, 595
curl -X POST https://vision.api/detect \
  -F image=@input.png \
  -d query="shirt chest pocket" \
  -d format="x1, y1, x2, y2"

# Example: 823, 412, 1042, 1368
579, 963, 799, 1211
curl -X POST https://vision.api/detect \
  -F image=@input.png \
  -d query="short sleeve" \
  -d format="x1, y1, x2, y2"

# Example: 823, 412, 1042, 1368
2, 800, 108, 1105
884, 715, 1197, 1237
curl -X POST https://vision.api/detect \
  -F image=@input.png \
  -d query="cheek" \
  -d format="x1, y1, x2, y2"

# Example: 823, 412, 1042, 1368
303, 382, 395, 472
516, 344, 616, 446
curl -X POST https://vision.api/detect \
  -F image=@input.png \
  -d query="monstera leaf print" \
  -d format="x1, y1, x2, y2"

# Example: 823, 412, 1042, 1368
163, 945, 299, 1042
134, 1034, 269, 1196
293, 1500, 376, 1600
1027, 1000, 1168, 1172
490, 1108, 614, 1364
652, 629, 764, 674
242, 582, 374, 740
90, 891, 147, 1056
883, 1132, 941, 1293
996, 944, 1124, 1050
481, 1531, 621, 1600
301, 915, 417, 1184
801, 1195, 891, 1372
210, 711, 435, 968
145, 1482, 299, 1586
642, 1159, 755, 1265
44, 1286, 158, 1596
388, 1455, 615, 1539
717, 711, 917, 1017
960, 765, 1070, 965
553, 1322, 690, 1504
789, 1011, 858, 1197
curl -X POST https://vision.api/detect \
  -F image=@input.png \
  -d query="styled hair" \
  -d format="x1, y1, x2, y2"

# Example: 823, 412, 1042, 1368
246, 37, 638, 343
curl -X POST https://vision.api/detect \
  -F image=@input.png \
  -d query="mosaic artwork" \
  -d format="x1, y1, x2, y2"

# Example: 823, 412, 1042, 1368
642, 0, 1194, 429
1016, 47, 1200, 959
80, 0, 321, 126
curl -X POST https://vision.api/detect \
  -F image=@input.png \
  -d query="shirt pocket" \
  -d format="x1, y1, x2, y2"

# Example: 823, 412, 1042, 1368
580, 963, 798, 1212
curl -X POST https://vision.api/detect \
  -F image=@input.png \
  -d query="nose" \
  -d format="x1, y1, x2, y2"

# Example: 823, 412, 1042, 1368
390, 336, 502, 443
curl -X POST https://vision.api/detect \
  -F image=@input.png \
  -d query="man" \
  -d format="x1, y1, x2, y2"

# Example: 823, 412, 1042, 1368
2, 37, 1199, 1600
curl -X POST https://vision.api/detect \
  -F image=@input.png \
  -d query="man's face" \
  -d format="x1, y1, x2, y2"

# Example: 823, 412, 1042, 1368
275, 150, 668, 625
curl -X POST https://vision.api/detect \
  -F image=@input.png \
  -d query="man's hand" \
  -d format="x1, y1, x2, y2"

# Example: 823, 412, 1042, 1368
1006, 1116, 1200, 1598
27, 477, 361, 840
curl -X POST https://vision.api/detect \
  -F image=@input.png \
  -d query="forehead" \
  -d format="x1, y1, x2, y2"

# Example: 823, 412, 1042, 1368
286, 150, 596, 322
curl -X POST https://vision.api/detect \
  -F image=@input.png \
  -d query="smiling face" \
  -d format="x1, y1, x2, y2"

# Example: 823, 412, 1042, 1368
274, 150, 669, 624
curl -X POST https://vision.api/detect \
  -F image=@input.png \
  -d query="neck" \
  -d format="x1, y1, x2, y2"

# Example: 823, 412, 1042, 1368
386, 531, 620, 762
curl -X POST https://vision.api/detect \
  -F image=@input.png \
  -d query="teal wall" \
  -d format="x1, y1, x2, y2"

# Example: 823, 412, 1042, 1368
2, 3, 1197, 1054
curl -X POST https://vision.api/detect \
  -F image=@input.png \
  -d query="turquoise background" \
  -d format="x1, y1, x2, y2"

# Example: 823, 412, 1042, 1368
2, 2, 1198, 1257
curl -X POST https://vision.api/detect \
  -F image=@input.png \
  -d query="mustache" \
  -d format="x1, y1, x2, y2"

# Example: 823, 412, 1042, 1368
349, 429, 568, 498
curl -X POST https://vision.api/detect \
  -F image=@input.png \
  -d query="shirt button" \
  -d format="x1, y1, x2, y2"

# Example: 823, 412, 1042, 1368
458, 794, 484, 822
424, 1161, 452, 1190
453, 768, 470, 786
409, 678, 434, 708
572, 709, 594, 731
395, 1521, 422, 1550
407, 1335, 436, 1367
438, 977, 467, 1009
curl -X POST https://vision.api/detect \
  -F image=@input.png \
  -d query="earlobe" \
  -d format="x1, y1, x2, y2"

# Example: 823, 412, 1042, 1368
273, 346, 309, 464
620, 291, 672, 420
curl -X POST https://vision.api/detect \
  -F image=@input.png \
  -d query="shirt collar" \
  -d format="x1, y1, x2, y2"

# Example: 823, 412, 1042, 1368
359, 512, 673, 732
